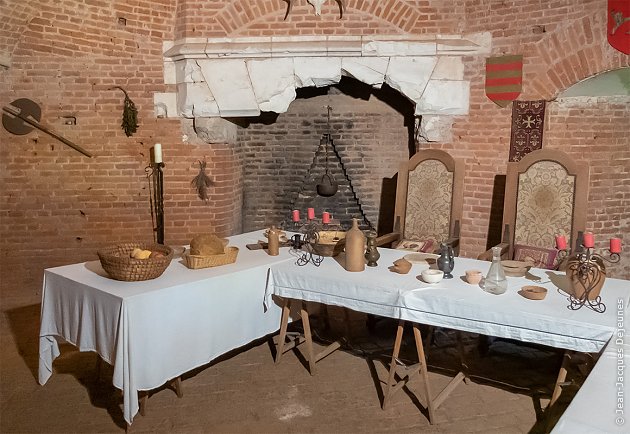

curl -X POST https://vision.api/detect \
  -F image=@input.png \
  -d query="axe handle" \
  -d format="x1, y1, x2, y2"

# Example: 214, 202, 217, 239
3, 105, 93, 158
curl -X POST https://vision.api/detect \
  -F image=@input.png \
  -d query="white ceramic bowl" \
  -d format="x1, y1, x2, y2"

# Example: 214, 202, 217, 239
421, 269, 444, 284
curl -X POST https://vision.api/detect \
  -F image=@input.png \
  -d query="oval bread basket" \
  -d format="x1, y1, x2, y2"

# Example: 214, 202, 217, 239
97, 243, 173, 281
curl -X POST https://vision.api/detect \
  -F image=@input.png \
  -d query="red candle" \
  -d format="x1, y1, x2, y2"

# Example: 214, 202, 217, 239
555, 235, 567, 250
307, 208, 315, 220
610, 237, 622, 254
322, 212, 331, 224
292, 210, 300, 222
583, 232, 594, 248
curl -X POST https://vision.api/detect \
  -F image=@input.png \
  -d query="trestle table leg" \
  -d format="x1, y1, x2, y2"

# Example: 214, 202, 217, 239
172, 376, 183, 398
383, 320, 405, 410
383, 321, 467, 425
549, 350, 571, 407
413, 323, 436, 423
275, 298, 291, 365
300, 302, 316, 375
456, 331, 469, 384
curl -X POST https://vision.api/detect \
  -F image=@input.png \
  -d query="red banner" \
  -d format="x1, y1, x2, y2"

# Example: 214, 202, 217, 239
608, 0, 630, 54
486, 55, 523, 108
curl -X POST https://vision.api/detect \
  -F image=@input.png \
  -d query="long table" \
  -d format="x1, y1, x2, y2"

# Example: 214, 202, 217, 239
265, 247, 630, 423
266, 248, 625, 353
39, 231, 295, 425
552, 297, 630, 434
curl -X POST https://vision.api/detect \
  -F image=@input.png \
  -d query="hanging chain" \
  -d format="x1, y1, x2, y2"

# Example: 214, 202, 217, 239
324, 105, 332, 174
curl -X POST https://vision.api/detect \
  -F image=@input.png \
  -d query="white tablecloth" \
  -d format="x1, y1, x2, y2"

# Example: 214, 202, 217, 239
266, 248, 629, 353
267, 248, 630, 431
39, 231, 295, 424
552, 298, 630, 434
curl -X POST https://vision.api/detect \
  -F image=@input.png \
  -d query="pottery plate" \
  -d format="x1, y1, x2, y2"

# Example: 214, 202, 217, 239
403, 252, 439, 266
518, 285, 547, 300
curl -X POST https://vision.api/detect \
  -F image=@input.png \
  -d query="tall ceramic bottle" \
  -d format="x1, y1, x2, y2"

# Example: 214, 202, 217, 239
345, 218, 366, 272
267, 226, 280, 256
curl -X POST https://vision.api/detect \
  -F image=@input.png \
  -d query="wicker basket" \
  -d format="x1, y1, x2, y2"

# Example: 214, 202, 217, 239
184, 246, 239, 269
313, 230, 346, 257
97, 243, 173, 281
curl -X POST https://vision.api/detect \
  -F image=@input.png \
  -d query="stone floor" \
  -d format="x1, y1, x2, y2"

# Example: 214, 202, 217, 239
1, 303, 584, 433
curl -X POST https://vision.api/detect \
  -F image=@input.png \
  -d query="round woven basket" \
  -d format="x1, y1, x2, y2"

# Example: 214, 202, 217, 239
97, 243, 173, 281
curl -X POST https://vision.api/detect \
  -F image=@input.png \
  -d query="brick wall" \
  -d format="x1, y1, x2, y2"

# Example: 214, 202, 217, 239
237, 82, 413, 232
544, 96, 630, 279
1, 0, 629, 310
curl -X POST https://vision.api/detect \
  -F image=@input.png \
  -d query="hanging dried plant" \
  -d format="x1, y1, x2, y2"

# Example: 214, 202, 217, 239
191, 159, 213, 203
110, 86, 138, 137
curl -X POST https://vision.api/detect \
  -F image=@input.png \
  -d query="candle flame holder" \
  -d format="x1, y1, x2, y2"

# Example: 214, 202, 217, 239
559, 246, 620, 313
291, 220, 324, 267
145, 162, 165, 244
286, 217, 346, 266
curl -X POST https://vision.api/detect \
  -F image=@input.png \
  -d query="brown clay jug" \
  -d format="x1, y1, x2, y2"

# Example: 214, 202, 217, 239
344, 218, 366, 272
267, 226, 280, 256
566, 254, 606, 300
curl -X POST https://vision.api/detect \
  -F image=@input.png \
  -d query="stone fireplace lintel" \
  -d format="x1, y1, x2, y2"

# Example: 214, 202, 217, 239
154, 33, 491, 126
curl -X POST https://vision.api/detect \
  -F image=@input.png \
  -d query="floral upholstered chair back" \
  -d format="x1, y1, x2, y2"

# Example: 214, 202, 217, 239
504, 149, 589, 269
404, 159, 453, 246
389, 149, 463, 254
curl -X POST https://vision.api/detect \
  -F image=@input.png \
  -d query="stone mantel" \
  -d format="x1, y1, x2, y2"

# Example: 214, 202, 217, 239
154, 33, 491, 137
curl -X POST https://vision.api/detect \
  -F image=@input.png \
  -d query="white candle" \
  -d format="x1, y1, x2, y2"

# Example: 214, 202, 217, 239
153, 143, 162, 164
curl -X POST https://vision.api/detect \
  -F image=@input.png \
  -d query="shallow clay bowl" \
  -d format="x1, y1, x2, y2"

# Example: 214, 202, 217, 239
518, 285, 547, 300
502, 260, 533, 277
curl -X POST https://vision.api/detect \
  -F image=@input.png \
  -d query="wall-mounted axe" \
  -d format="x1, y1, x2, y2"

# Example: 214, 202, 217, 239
2, 98, 93, 158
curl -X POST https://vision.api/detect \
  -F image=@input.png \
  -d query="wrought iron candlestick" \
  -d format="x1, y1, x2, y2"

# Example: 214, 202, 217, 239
146, 162, 165, 244
292, 219, 324, 267
560, 246, 620, 313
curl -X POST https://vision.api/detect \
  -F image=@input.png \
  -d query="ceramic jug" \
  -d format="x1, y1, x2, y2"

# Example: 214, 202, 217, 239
364, 231, 380, 267
436, 242, 455, 279
345, 218, 366, 272
566, 254, 606, 300
483, 246, 507, 294
267, 226, 280, 256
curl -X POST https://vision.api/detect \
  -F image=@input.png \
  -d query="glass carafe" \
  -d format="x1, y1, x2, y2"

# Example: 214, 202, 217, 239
484, 246, 508, 295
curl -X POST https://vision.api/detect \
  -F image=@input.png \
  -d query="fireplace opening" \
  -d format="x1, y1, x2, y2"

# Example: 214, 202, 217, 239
236, 76, 416, 233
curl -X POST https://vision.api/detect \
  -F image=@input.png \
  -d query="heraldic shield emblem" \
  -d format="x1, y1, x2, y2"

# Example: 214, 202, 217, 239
608, 0, 630, 54
486, 55, 523, 108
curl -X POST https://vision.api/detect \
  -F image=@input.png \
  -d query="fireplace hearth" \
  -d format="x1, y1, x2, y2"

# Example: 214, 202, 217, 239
237, 79, 415, 233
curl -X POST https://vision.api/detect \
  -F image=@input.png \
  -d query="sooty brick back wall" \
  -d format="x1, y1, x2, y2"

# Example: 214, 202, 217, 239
237, 82, 414, 232
1, 0, 629, 309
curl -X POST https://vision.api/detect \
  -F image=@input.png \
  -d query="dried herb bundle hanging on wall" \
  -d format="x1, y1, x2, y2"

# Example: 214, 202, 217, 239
110, 86, 138, 137
191, 159, 213, 203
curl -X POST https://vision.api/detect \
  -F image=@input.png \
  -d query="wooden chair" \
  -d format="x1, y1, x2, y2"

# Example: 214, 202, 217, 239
369, 149, 464, 340
476, 149, 590, 409
376, 149, 464, 254
478, 148, 589, 265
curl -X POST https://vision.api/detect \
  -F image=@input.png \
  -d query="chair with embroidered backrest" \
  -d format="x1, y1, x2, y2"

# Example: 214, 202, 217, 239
377, 149, 464, 255
369, 149, 464, 339
478, 148, 589, 268
477, 148, 590, 408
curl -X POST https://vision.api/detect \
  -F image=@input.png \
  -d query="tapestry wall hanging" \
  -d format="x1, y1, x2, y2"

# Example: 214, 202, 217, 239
509, 100, 546, 162
485, 55, 523, 108
608, 0, 630, 54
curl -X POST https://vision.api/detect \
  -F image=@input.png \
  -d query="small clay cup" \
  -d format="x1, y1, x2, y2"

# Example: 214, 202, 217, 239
465, 270, 483, 285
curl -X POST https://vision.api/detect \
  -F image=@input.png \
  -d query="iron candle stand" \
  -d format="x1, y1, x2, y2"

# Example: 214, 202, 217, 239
560, 246, 620, 313
146, 162, 165, 244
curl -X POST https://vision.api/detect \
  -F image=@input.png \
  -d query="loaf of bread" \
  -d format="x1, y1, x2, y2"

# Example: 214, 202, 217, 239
190, 233, 226, 256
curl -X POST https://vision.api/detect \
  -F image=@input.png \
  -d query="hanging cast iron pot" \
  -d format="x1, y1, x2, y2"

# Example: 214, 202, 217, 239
317, 172, 338, 197
316, 131, 338, 197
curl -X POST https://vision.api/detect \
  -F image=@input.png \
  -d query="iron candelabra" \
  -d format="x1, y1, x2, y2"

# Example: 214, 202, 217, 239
145, 162, 165, 244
